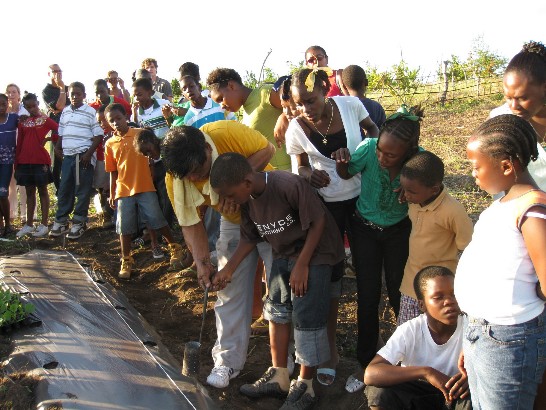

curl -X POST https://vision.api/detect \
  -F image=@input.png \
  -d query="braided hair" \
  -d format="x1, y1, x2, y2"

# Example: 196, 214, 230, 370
291, 68, 331, 95
379, 105, 425, 159
505, 41, 546, 85
21, 92, 38, 104
472, 114, 539, 167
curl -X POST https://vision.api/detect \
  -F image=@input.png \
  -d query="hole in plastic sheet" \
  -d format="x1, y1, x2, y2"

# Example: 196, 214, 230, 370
9, 270, 22, 274
18, 291, 29, 295
143, 340, 157, 347
114, 305, 126, 310
43, 361, 59, 369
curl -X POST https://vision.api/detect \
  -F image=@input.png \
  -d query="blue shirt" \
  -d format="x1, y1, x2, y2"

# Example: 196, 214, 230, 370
0, 113, 18, 164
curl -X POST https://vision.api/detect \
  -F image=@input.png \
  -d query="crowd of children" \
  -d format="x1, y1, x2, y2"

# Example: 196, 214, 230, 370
1, 41, 546, 409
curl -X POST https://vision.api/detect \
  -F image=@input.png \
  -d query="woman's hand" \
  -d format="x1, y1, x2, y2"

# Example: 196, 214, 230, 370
309, 170, 330, 188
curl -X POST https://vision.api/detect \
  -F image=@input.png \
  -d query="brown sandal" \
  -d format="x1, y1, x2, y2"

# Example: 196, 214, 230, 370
250, 315, 269, 336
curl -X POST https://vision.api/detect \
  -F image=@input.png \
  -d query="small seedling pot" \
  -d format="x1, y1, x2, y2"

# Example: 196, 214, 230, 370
182, 341, 201, 377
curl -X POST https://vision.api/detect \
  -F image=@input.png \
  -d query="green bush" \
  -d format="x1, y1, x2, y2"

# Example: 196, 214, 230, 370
0, 289, 34, 328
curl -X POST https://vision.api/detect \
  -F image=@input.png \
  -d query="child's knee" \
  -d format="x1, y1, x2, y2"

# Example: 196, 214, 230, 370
263, 296, 292, 324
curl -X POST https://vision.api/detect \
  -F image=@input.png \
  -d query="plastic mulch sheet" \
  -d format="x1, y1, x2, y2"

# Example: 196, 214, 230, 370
0, 250, 217, 410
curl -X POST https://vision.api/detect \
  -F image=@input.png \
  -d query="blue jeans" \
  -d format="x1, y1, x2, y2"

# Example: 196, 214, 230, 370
264, 259, 332, 367
463, 308, 546, 409
204, 207, 220, 252
152, 160, 175, 227
55, 154, 95, 224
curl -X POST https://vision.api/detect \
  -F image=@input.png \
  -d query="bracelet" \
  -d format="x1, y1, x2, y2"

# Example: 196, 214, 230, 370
59, 91, 66, 94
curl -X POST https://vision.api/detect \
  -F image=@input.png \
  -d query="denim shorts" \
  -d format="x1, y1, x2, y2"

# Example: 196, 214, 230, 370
463, 308, 546, 409
0, 163, 13, 197
263, 258, 332, 367
116, 191, 167, 235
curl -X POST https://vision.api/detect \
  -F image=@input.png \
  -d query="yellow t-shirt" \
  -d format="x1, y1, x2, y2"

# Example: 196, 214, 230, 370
104, 128, 155, 200
399, 189, 474, 299
166, 120, 272, 226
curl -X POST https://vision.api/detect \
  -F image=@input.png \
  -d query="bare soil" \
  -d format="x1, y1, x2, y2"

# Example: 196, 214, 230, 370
0, 103, 495, 409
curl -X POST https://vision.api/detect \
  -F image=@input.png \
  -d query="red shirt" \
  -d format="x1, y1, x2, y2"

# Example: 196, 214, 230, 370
327, 70, 343, 97
89, 96, 132, 161
16, 115, 58, 166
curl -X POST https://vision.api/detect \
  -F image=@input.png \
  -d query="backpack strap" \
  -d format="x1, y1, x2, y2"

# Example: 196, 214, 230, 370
515, 190, 546, 230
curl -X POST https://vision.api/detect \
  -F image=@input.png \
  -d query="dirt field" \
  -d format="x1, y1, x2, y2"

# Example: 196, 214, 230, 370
0, 102, 496, 409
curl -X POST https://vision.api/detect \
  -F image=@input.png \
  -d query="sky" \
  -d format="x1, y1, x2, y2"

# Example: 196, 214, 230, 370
3, 0, 545, 104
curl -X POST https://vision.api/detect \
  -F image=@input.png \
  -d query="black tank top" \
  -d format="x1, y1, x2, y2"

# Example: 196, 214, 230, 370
300, 120, 348, 158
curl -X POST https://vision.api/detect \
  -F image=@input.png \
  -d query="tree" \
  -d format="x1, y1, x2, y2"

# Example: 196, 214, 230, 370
467, 36, 507, 78
380, 60, 422, 106
171, 78, 181, 102
440, 37, 507, 81
440, 55, 469, 81
243, 67, 279, 88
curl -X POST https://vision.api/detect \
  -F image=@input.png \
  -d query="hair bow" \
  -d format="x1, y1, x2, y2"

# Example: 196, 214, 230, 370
386, 104, 420, 122
305, 67, 333, 92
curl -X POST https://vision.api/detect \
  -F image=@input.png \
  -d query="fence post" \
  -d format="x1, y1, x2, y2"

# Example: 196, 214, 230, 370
475, 71, 481, 97
440, 60, 449, 106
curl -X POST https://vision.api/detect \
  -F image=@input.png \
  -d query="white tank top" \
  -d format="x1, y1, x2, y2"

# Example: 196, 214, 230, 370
455, 191, 546, 324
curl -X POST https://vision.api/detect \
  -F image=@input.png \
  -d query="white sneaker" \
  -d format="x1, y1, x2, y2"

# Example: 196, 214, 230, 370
67, 222, 87, 239
49, 221, 69, 237
206, 365, 240, 388
16, 225, 35, 238
32, 224, 49, 237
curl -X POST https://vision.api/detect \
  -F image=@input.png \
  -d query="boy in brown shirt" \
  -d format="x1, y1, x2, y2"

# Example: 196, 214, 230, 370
210, 152, 344, 410
398, 151, 473, 325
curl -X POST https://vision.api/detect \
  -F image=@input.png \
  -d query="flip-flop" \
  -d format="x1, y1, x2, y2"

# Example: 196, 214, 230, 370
317, 368, 336, 386
250, 315, 269, 337
345, 374, 365, 393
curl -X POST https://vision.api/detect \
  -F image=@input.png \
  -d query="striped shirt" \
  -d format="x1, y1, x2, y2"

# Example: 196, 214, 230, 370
138, 98, 170, 138
184, 98, 236, 129
58, 104, 103, 157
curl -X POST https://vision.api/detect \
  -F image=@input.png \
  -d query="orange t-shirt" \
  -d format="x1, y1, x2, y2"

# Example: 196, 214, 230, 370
104, 127, 155, 199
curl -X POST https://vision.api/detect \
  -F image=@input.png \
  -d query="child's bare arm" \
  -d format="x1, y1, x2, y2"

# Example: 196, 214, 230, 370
212, 239, 257, 291
521, 207, 546, 299
364, 354, 451, 401
359, 116, 379, 138
332, 148, 352, 179
109, 171, 118, 209
54, 136, 63, 159
290, 213, 325, 297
